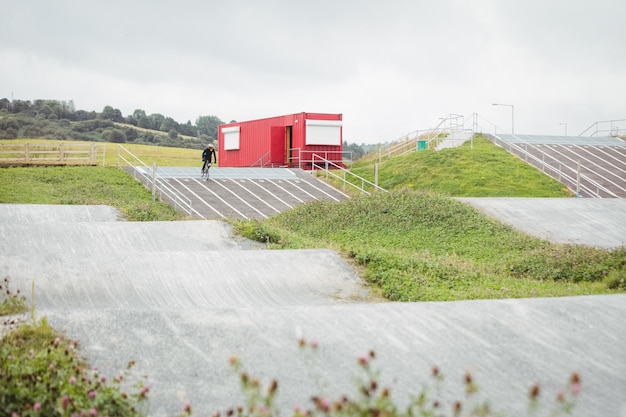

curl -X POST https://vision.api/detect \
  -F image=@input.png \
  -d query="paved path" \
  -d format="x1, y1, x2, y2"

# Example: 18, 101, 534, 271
1, 202, 625, 417
457, 197, 626, 249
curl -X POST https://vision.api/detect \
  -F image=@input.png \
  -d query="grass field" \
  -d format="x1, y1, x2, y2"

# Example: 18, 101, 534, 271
0, 138, 203, 167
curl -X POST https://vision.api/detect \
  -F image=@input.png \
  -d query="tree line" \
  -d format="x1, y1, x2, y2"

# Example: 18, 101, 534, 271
0, 98, 372, 156
0, 98, 226, 149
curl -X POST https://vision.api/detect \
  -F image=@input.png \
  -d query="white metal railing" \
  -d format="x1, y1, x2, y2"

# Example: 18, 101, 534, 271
369, 113, 471, 162
290, 148, 353, 170
311, 154, 387, 195
0, 142, 104, 165
250, 150, 272, 167
578, 118, 626, 137
117, 145, 193, 214
486, 135, 618, 198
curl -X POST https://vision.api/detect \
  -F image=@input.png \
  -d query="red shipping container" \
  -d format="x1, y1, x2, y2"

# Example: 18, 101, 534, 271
217, 112, 343, 169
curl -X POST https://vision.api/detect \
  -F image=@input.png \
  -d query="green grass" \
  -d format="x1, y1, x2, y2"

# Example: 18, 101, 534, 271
346, 136, 572, 197
0, 166, 186, 221
233, 190, 626, 301
1, 138, 205, 167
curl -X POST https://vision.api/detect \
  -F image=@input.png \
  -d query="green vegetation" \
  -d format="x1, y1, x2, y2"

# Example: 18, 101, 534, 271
0, 277, 27, 316
233, 190, 625, 301
1, 303, 148, 417
346, 136, 571, 197
0, 98, 225, 148
0, 166, 186, 221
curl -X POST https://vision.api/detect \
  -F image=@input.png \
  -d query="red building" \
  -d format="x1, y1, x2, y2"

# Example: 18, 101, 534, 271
217, 112, 343, 168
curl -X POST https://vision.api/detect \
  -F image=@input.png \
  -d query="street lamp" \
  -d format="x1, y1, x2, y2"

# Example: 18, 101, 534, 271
559, 122, 567, 136
492, 103, 515, 135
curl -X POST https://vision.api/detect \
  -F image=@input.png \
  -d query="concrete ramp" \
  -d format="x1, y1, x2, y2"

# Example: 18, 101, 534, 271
2, 204, 626, 417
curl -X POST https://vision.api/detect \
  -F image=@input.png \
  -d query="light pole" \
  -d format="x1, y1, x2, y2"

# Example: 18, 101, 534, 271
492, 103, 514, 135
559, 122, 567, 136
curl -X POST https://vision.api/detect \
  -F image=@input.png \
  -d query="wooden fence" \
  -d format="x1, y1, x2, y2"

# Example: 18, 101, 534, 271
0, 142, 104, 166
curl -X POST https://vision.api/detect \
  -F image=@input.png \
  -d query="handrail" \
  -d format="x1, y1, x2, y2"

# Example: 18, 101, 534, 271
486, 135, 618, 198
117, 145, 193, 214
369, 113, 467, 163
578, 118, 626, 137
311, 153, 387, 195
290, 148, 353, 170
250, 150, 272, 168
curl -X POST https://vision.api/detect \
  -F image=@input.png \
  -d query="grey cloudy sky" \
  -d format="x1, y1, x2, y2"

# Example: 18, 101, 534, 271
1, 0, 625, 143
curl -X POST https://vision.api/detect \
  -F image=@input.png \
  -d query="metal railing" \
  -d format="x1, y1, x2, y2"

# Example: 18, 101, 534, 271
250, 151, 272, 167
117, 145, 193, 214
290, 148, 353, 170
0, 142, 104, 165
311, 153, 387, 195
486, 134, 618, 198
578, 119, 626, 137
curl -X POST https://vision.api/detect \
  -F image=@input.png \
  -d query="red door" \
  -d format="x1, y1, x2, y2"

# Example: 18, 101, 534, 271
270, 126, 286, 166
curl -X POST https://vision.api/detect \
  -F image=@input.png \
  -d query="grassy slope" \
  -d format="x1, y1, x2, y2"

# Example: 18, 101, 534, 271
349, 136, 572, 197
234, 135, 624, 301
0, 166, 186, 221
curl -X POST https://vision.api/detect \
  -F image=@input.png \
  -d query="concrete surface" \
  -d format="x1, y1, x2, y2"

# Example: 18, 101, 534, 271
1, 202, 626, 417
457, 198, 626, 249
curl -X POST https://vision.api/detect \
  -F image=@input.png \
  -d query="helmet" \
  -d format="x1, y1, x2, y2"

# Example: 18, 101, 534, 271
208, 144, 214, 148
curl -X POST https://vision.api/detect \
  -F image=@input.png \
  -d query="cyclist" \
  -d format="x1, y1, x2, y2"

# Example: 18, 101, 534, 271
202, 143, 217, 174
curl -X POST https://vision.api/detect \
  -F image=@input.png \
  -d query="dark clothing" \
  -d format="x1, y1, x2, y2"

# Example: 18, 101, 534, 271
202, 147, 217, 163
202, 147, 216, 171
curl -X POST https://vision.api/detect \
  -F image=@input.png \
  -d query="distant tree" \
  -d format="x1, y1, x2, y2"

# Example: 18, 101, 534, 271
160, 117, 179, 132
125, 128, 138, 142
149, 113, 165, 131
168, 129, 178, 140
196, 115, 223, 140
74, 110, 95, 121
0, 98, 10, 111
179, 120, 196, 137
102, 105, 116, 120
102, 128, 126, 143
11, 99, 32, 113
101, 106, 123, 122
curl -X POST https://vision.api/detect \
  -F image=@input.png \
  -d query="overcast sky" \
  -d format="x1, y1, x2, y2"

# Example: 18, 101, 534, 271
1, 0, 625, 143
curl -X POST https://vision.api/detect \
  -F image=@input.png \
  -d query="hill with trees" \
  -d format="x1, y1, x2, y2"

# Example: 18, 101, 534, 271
0, 98, 226, 150
0, 98, 370, 157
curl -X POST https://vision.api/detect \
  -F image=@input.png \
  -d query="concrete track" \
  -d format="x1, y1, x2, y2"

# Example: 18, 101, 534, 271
2, 203, 625, 417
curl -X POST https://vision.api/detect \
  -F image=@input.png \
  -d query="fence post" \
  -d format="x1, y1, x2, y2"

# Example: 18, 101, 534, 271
374, 163, 379, 192
25, 143, 30, 162
90, 143, 96, 164
152, 161, 157, 202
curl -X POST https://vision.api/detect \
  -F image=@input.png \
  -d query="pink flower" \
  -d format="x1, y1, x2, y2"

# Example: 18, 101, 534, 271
89, 408, 97, 416
54, 337, 61, 346
69, 376, 77, 384
34, 403, 41, 411
62, 395, 70, 409
88, 390, 96, 399
571, 383, 582, 395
